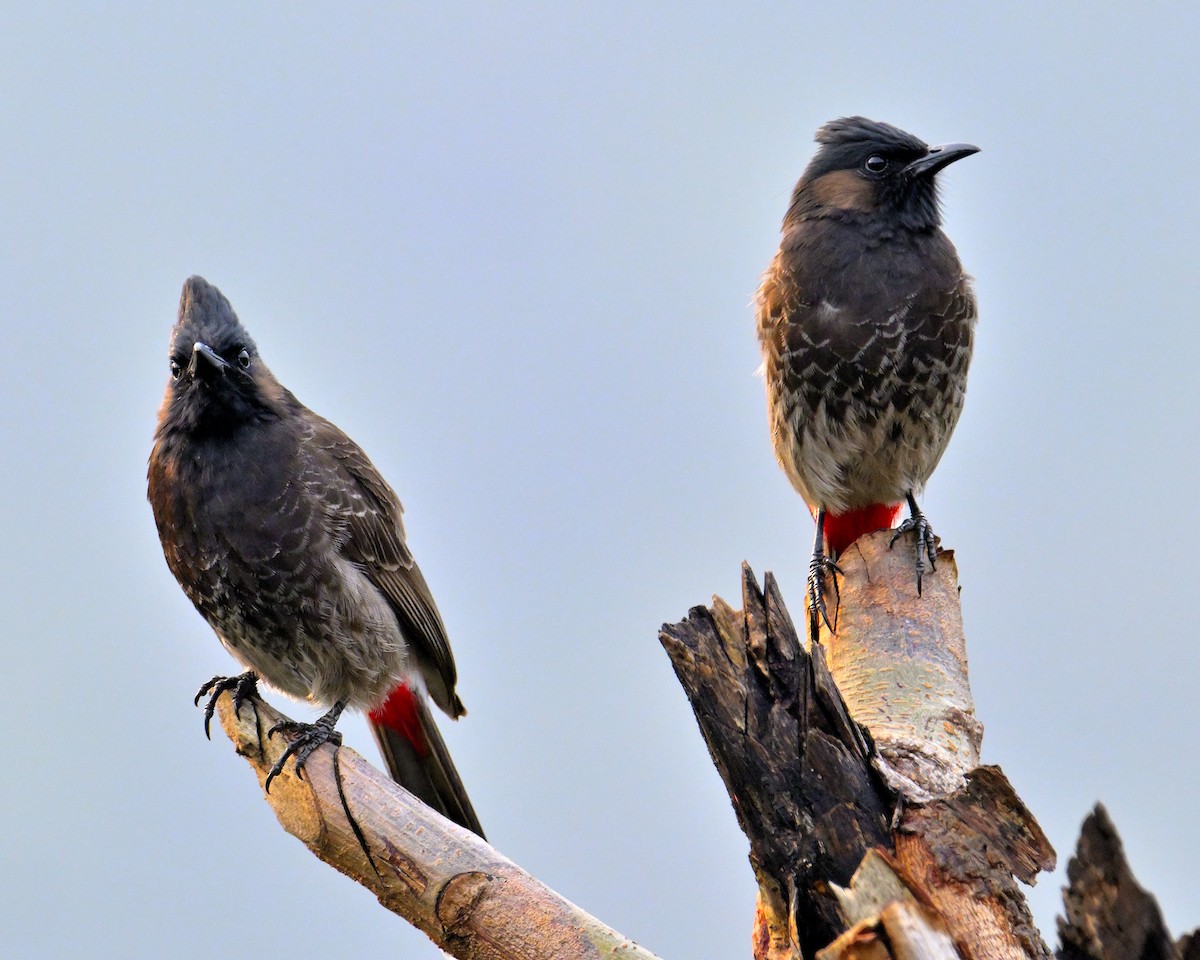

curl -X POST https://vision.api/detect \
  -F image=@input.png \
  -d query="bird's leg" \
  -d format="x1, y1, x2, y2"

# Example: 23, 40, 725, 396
194, 671, 260, 739
807, 507, 843, 640
888, 492, 938, 595
265, 699, 347, 792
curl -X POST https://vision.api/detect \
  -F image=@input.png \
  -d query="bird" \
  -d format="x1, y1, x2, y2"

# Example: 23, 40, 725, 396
147, 275, 483, 837
755, 117, 979, 635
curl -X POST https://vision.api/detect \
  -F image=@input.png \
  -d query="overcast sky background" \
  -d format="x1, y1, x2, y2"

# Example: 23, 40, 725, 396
4, 4, 1199, 958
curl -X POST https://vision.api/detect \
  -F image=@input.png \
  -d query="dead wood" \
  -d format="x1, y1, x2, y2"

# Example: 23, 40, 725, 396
660, 531, 1055, 960
198, 526, 1199, 960
1057, 804, 1194, 960
211, 692, 661, 960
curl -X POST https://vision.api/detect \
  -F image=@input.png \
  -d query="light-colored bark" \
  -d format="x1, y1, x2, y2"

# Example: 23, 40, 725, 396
662, 538, 1055, 960
213, 694, 660, 960
816, 534, 981, 803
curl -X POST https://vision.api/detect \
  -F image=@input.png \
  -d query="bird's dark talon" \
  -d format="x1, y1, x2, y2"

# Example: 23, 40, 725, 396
193, 677, 218, 708
891, 493, 938, 597
261, 702, 346, 793
808, 563, 840, 635
194, 671, 258, 740
807, 509, 843, 639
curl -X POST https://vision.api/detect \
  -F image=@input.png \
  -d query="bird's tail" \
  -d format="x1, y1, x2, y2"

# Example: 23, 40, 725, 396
367, 683, 485, 839
819, 503, 903, 556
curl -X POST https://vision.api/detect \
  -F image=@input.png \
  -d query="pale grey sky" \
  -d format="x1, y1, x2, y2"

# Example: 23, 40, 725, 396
4, 4, 1199, 958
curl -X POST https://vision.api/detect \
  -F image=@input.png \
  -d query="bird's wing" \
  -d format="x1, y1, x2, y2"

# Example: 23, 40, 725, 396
299, 412, 460, 712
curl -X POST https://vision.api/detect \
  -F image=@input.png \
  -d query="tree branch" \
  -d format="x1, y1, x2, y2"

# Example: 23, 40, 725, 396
203, 527, 1198, 960
211, 693, 661, 960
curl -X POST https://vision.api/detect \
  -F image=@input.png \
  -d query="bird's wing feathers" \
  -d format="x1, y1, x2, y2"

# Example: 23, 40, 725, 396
299, 413, 459, 708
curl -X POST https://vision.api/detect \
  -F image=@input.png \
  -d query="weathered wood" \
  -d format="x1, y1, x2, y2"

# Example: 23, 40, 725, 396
1056, 804, 1183, 960
212, 693, 661, 960
896, 767, 1054, 960
191, 529, 1200, 960
663, 545, 1057, 959
660, 565, 893, 958
816, 533, 981, 803
820, 854, 959, 960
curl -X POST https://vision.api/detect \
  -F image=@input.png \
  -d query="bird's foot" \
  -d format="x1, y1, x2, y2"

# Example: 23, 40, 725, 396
265, 701, 346, 792
194, 672, 259, 739
888, 499, 938, 595
807, 549, 843, 639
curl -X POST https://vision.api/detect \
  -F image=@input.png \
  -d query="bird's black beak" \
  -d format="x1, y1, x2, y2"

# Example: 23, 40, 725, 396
188, 341, 228, 380
904, 142, 980, 179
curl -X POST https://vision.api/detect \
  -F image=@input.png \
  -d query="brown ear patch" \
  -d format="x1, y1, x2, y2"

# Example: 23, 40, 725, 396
810, 169, 875, 212
253, 363, 290, 412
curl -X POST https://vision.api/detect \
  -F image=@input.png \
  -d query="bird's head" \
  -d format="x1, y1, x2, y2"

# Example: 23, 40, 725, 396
786, 117, 978, 232
156, 276, 291, 438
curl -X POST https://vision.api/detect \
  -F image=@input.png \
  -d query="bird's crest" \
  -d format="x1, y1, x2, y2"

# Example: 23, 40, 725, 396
171, 275, 257, 359
814, 117, 927, 154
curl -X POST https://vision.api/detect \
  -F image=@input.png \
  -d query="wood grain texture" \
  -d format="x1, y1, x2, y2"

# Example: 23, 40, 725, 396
893, 766, 1054, 959
816, 531, 981, 803
661, 565, 892, 959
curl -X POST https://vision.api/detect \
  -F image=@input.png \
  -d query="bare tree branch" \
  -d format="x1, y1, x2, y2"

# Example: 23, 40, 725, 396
212, 693, 661, 960
814, 535, 981, 802
203, 526, 1198, 960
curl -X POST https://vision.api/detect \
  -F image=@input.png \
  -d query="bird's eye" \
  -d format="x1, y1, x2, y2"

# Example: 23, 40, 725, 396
170, 359, 183, 380
237, 349, 251, 369
864, 155, 889, 174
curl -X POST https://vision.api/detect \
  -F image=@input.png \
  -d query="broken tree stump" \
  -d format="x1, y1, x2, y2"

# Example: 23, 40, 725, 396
193, 527, 1199, 959
1057, 804, 1196, 960
660, 531, 1055, 960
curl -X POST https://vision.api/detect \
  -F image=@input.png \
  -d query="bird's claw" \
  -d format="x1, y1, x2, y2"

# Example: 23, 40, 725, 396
888, 510, 938, 595
264, 715, 344, 793
807, 551, 843, 639
194, 672, 259, 739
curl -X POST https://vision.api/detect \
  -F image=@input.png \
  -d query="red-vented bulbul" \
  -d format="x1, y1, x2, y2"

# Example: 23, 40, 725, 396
148, 276, 483, 837
756, 117, 979, 633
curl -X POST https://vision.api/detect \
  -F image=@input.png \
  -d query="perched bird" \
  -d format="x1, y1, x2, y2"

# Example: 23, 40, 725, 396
148, 276, 483, 837
756, 117, 979, 632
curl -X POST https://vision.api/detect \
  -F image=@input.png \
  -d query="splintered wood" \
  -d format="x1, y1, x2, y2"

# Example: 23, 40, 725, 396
1057, 804, 1197, 960
660, 532, 1055, 960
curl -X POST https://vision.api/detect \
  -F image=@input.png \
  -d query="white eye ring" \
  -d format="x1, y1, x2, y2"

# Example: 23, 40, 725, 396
237, 349, 251, 369
170, 359, 183, 380
864, 155, 888, 174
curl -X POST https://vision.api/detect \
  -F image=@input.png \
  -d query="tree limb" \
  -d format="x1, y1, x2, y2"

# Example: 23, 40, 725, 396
211, 693, 661, 960
202, 527, 1199, 960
